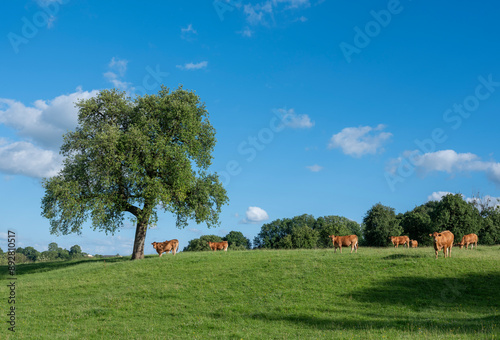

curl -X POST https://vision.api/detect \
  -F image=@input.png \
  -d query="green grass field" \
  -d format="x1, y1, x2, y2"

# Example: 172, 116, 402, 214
2, 246, 499, 339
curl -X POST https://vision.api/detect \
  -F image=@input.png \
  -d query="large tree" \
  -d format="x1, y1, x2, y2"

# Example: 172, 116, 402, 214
41, 86, 228, 259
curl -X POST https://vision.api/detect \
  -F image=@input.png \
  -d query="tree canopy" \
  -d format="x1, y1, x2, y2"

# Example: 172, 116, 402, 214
41, 86, 228, 259
432, 193, 482, 240
363, 203, 402, 247
223, 231, 251, 250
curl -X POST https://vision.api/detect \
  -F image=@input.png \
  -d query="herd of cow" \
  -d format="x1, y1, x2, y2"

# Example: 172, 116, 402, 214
151, 232, 479, 259
151, 239, 228, 256
390, 232, 479, 259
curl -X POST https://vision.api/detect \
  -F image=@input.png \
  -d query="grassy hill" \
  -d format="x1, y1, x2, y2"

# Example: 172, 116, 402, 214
2, 246, 499, 339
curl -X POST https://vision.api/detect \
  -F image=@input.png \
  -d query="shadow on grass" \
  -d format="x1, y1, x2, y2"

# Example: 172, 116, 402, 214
348, 273, 500, 311
382, 253, 427, 260
237, 273, 500, 334
245, 312, 498, 334
0, 256, 131, 276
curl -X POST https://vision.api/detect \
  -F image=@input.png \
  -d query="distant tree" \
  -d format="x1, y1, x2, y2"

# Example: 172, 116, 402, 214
183, 235, 223, 251
0, 247, 3, 255
69, 245, 83, 258
254, 218, 291, 249
277, 234, 293, 249
223, 231, 251, 250
290, 226, 318, 249
22, 247, 40, 262
48, 242, 59, 252
432, 193, 482, 240
41, 86, 229, 260
479, 208, 500, 245
363, 203, 403, 246
253, 236, 262, 249
14, 252, 28, 263
400, 205, 435, 246
16, 247, 24, 254
40, 251, 58, 261
314, 215, 361, 248
57, 248, 70, 260
254, 214, 316, 249
470, 194, 500, 245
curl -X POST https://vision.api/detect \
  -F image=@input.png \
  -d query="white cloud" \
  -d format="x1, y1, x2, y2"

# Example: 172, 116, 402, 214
275, 108, 314, 129
306, 164, 323, 172
328, 124, 392, 157
240, 206, 269, 224
181, 24, 198, 40
243, 0, 310, 25
104, 57, 132, 91
427, 191, 454, 202
108, 57, 128, 77
238, 27, 254, 37
389, 150, 500, 187
0, 141, 62, 178
414, 150, 485, 174
0, 89, 97, 150
176, 61, 208, 71
244, 2, 274, 25
0, 88, 98, 178
181, 24, 197, 34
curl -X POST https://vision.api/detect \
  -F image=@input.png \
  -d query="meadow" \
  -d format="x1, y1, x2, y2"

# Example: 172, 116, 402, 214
1, 246, 499, 339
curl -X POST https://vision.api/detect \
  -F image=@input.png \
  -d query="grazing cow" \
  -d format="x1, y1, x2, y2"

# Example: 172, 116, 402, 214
458, 233, 478, 250
390, 236, 410, 248
328, 235, 358, 254
208, 241, 228, 252
429, 231, 454, 259
152, 239, 179, 257
410, 240, 418, 248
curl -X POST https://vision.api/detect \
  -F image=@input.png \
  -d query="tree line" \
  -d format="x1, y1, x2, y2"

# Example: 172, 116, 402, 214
0, 242, 87, 264
244, 193, 499, 250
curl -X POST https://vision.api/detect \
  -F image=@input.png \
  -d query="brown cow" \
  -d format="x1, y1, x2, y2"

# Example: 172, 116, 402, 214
328, 235, 358, 253
429, 230, 454, 259
152, 239, 179, 257
410, 240, 418, 248
457, 233, 478, 250
390, 236, 410, 248
208, 241, 228, 252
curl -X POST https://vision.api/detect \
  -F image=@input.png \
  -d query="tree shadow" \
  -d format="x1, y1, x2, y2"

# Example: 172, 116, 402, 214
348, 273, 500, 312
0, 256, 131, 276
237, 273, 500, 335
382, 253, 427, 260
244, 312, 498, 334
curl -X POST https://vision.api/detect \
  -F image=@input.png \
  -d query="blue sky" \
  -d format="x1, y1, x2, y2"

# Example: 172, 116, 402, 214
1, 0, 500, 255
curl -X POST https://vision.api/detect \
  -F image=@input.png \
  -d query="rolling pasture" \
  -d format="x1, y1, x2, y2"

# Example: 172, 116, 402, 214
2, 246, 499, 339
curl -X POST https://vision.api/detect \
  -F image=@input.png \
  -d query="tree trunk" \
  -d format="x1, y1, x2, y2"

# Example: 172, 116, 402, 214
131, 220, 148, 260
